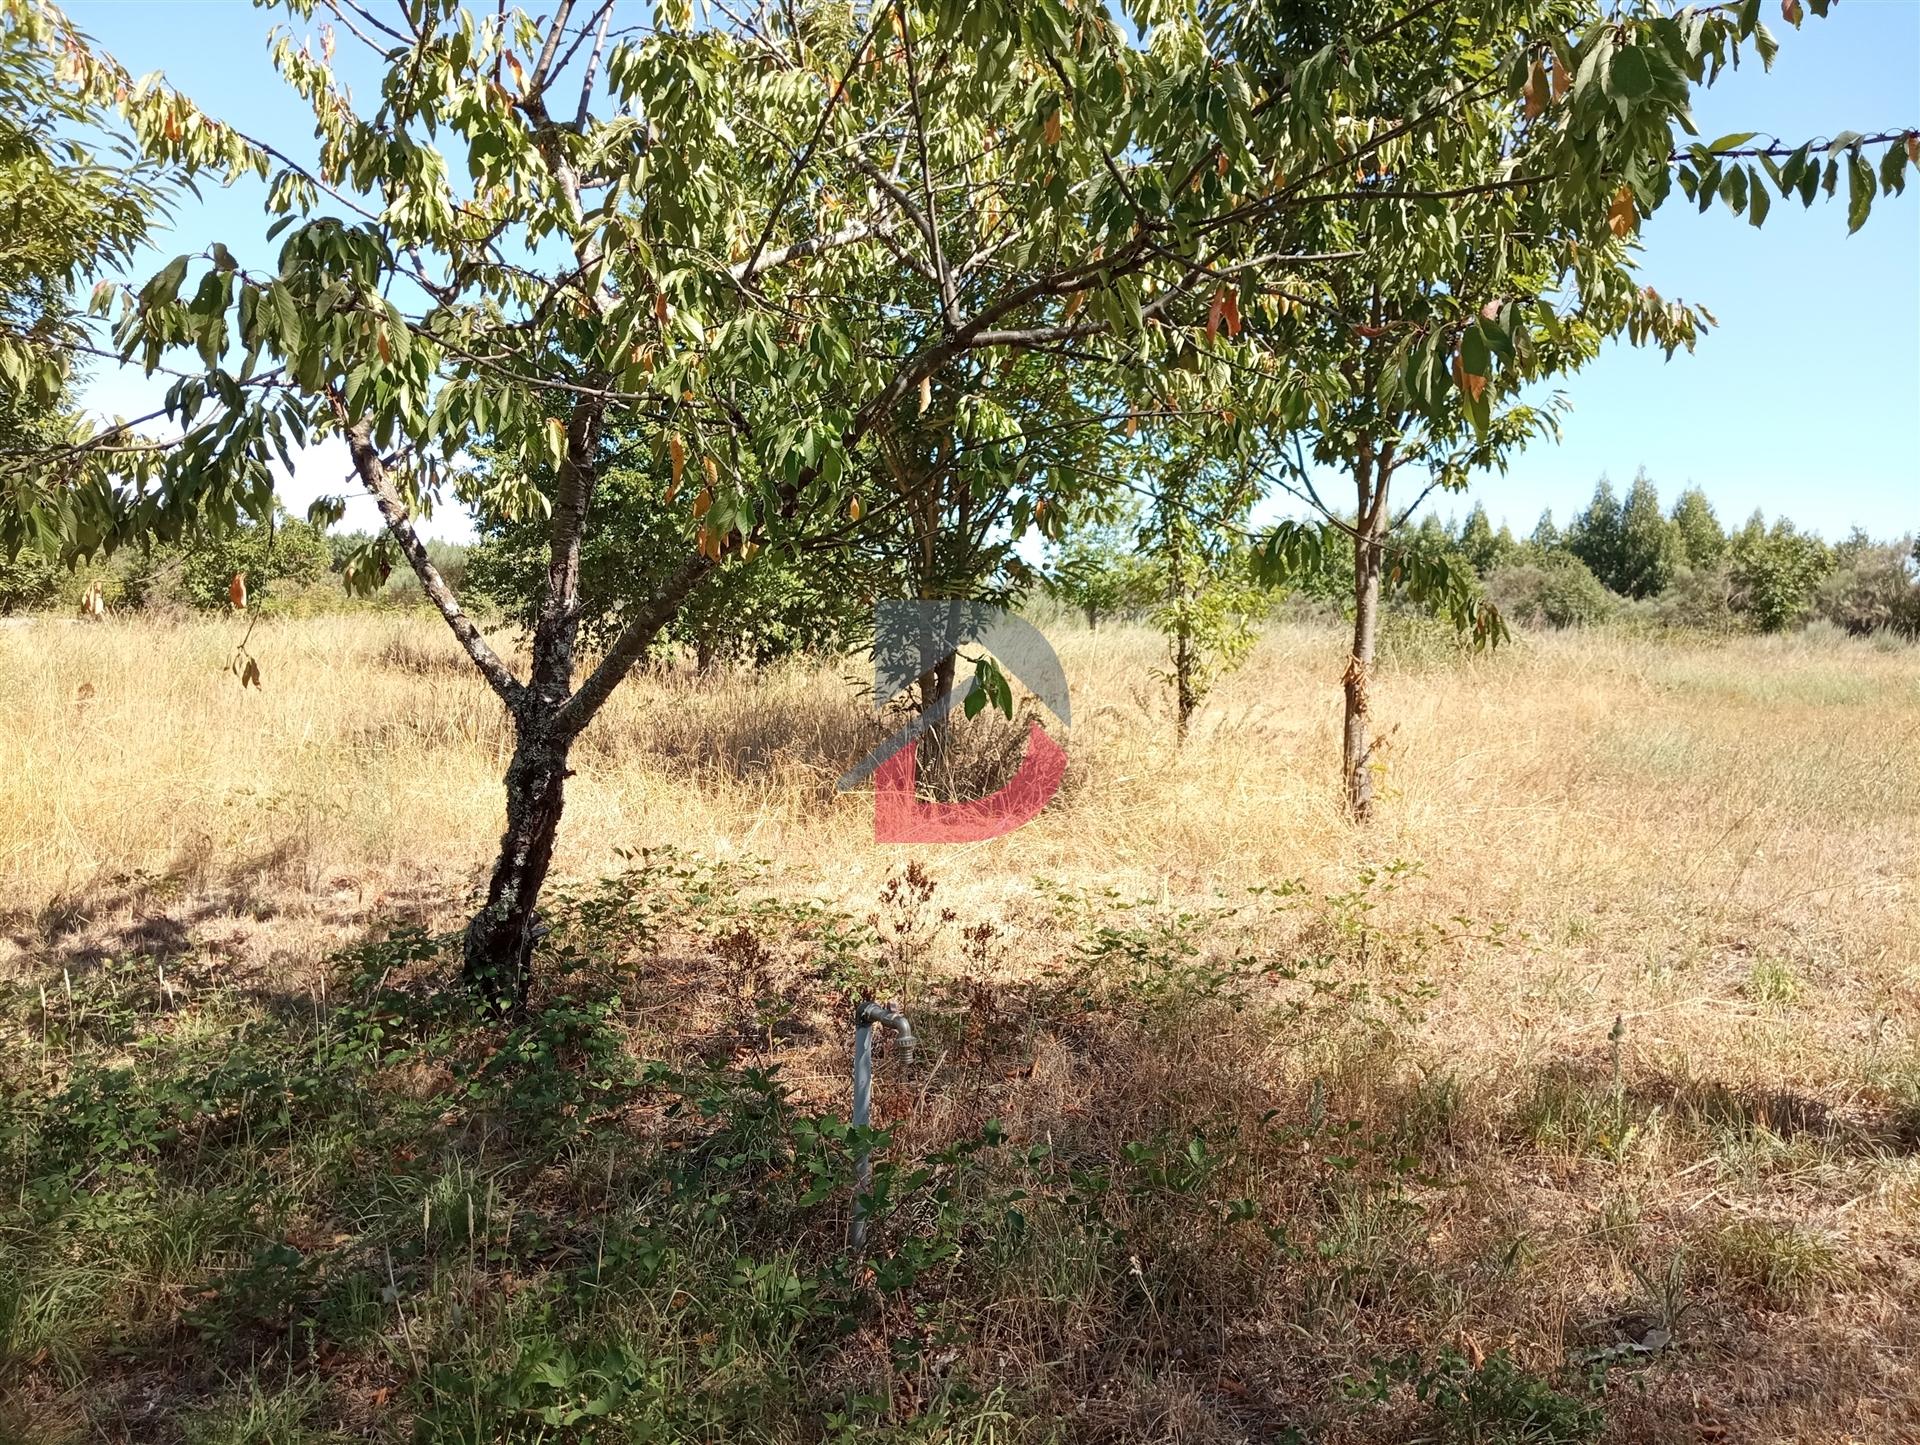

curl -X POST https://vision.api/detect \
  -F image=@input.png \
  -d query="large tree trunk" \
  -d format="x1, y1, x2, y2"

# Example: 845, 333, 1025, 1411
463, 725, 570, 1007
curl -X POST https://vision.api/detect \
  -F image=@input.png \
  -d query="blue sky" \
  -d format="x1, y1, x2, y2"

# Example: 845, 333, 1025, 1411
66, 0, 1920, 544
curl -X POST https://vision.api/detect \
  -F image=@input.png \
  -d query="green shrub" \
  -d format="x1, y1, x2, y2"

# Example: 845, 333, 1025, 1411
176, 512, 333, 610
1652, 563, 1741, 633
1708, 1219, 1850, 1305
1420, 1351, 1604, 1445
1484, 554, 1617, 629
327, 530, 474, 608
1348, 1350, 1605, 1445
1814, 537, 1920, 639
1044, 506, 1160, 627
1726, 517, 1833, 633
0, 545, 58, 613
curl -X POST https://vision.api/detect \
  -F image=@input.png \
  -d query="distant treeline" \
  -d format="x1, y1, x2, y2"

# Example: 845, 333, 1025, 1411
0, 512, 472, 616
6, 476, 1915, 645
1441, 473, 1918, 638
1041, 472, 1919, 642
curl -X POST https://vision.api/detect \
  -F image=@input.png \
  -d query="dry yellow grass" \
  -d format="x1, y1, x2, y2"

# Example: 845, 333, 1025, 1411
4, 611, 1914, 974
5, 609, 1917, 1103
7, 607, 1916, 1134
3, 610, 1919, 1439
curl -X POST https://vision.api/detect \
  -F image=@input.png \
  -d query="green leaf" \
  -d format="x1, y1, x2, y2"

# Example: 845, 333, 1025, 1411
1460, 322, 1491, 380
140, 254, 189, 306
971, 656, 1015, 720
1846, 150, 1874, 232
1606, 47, 1653, 100
1879, 140, 1909, 196
1706, 132, 1758, 153
1723, 164, 1749, 215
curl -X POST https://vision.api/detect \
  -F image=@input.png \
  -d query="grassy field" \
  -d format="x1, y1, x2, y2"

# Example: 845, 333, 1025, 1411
1, 612, 1917, 1442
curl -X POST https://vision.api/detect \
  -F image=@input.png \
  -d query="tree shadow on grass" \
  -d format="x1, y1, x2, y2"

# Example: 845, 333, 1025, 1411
8, 863, 1917, 1445
1628, 1070, 1920, 1159
0, 833, 430, 978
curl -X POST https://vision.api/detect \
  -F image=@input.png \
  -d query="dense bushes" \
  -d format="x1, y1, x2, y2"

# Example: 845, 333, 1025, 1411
327, 529, 474, 607
1043, 509, 1161, 627
1484, 554, 1616, 629
0, 512, 468, 616
1724, 516, 1835, 633
1460, 475, 1913, 640
1650, 564, 1741, 633
0, 545, 57, 611
1815, 538, 1920, 638
174, 511, 334, 609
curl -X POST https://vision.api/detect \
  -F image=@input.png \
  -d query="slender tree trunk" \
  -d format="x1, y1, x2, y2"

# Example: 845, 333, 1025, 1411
1174, 618, 1197, 743
1164, 477, 1197, 744
1343, 517, 1383, 820
459, 550, 711, 1003
452, 85, 617, 1006
463, 722, 570, 1007
1342, 445, 1392, 821
695, 632, 720, 674
459, 379, 604, 1002
919, 648, 958, 795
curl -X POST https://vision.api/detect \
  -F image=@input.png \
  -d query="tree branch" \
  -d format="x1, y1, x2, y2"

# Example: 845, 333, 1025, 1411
550, 554, 716, 739
319, 0, 412, 53
527, 0, 579, 99
896, 5, 958, 325
1672, 128, 1913, 162
573, 0, 615, 128
847, 152, 945, 289
736, 11, 887, 283
333, 400, 524, 707
728, 217, 891, 283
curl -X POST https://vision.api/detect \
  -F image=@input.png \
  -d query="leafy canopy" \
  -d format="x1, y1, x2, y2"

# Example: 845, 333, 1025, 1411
0, 0, 1909, 681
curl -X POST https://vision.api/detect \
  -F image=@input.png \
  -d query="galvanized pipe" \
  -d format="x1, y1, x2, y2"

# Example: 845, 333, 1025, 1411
848, 1000, 915, 1252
